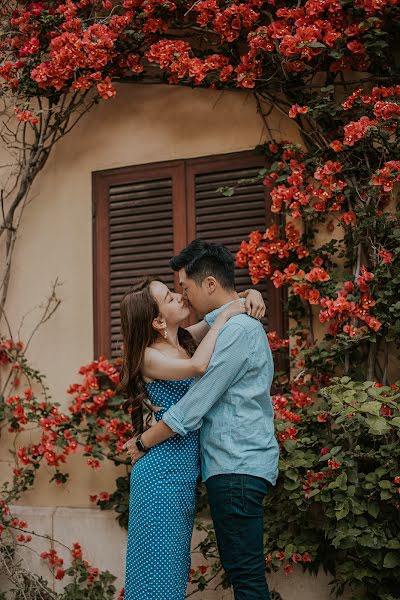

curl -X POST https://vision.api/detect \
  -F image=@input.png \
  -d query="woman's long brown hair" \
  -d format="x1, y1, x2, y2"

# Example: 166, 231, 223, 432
119, 277, 197, 434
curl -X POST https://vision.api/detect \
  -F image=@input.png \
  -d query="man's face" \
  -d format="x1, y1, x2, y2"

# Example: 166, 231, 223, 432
178, 269, 213, 316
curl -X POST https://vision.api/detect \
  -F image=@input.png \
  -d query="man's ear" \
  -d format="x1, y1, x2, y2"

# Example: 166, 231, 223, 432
204, 276, 218, 295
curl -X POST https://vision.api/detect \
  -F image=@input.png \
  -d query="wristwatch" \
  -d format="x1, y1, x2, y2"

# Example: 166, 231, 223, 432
135, 434, 148, 453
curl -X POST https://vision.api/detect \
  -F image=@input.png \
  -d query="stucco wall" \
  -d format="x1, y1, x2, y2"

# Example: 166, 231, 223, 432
1, 83, 300, 507
0, 83, 344, 600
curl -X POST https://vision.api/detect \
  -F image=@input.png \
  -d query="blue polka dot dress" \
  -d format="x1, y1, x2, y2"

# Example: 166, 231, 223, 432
124, 378, 200, 600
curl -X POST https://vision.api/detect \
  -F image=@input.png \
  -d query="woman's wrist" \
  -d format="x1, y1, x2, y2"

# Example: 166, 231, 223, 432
211, 316, 226, 330
140, 431, 151, 450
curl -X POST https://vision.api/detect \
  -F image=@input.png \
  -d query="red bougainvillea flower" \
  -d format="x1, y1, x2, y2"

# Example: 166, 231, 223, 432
379, 249, 393, 264
339, 211, 356, 225
55, 568, 65, 580
198, 565, 208, 574
330, 140, 344, 151
284, 563, 294, 575
278, 427, 298, 443
343, 116, 378, 146
71, 542, 83, 560
305, 267, 330, 283
288, 104, 309, 118
87, 457, 101, 469
317, 412, 328, 422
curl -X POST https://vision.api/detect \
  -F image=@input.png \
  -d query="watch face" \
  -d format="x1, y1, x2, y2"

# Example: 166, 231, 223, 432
136, 438, 145, 452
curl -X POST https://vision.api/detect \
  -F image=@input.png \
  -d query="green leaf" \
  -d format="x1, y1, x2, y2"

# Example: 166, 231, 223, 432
284, 439, 297, 453
335, 505, 350, 520
378, 480, 392, 489
367, 503, 380, 518
383, 552, 400, 568
390, 417, 400, 428
307, 41, 326, 48
366, 416, 390, 435
284, 480, 300, 491
368, 386, 389, 399
285, 469, 299, 481
358, 401, 381, 416
380, 490, 392, 500
336, 472, 348, 489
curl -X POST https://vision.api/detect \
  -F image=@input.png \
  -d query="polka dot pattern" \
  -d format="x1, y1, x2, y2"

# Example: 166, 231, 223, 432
124, 378, 200, 600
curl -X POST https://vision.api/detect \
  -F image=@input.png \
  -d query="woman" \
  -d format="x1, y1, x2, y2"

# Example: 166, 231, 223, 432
120, 277, 265, 600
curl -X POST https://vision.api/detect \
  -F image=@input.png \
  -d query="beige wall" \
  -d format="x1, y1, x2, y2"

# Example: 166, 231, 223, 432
0, 83, 343, 600
1, 84, 299, 507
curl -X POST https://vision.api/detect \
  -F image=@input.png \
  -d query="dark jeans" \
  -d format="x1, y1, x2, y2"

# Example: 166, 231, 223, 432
206, 474, 271, 600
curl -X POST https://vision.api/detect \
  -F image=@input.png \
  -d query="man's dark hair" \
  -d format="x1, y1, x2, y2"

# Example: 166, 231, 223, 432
170, 239, 235, 291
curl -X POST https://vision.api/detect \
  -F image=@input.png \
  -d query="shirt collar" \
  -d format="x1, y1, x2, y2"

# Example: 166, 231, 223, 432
204, 298, 245, 326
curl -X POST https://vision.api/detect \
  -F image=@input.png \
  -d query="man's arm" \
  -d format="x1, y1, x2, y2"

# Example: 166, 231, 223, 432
125, 322, 249, 463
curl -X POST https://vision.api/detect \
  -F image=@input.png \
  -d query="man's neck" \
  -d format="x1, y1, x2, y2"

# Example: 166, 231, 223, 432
209, 290, 239, 312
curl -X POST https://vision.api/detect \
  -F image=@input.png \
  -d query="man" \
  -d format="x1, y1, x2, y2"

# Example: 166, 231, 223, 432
125, 239, 279, 600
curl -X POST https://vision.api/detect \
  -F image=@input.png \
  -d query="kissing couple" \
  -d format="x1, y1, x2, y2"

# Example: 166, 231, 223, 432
121, 239, 279, 600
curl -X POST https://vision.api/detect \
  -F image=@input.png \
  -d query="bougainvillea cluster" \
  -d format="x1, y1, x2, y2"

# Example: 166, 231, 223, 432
1, 0, 400, 107
235, 82, 400, 384
1, 0, 400, 598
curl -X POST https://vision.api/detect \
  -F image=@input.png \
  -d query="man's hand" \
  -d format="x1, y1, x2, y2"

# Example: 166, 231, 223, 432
240, 289, 266, 320
122, 437, 144, 465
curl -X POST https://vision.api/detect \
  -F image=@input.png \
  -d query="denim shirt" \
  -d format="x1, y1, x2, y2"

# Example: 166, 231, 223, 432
162, 303, 279, 484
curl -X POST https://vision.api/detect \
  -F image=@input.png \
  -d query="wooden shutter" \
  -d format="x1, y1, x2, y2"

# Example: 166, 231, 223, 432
93, 162, 186, 358
186, 153, 283, 333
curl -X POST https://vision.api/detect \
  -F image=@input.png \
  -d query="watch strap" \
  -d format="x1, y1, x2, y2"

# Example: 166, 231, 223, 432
135, 434, 148, 453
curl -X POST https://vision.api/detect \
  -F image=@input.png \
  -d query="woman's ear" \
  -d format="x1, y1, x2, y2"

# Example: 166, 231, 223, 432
152, 316, 166, 334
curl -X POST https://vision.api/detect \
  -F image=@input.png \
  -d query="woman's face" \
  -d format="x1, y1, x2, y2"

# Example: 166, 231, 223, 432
150, 280, 190, 327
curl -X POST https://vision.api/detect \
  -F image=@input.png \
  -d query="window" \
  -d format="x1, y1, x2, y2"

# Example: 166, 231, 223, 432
93, 151, 285, 358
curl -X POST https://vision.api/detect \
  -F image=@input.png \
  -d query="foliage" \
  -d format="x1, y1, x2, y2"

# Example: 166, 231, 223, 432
0, 523, 121, 599
2, 338, 400, 599
2, 0, 400, 598
266, 376, 400, 599
0, 337, 127, 598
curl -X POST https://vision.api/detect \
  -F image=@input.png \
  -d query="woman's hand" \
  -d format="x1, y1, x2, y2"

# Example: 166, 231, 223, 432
123, 437, 144, 465
214, 299, 247, 328
240, 289, 266, 320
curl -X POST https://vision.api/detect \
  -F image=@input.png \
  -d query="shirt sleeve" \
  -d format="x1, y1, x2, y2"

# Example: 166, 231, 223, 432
162, 322, 249, 436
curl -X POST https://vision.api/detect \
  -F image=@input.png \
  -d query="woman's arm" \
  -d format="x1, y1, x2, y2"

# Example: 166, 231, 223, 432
185, 289, 266, 343
184, 320, 209, 344
142, 300, 246, 381
238, 288, 266, 320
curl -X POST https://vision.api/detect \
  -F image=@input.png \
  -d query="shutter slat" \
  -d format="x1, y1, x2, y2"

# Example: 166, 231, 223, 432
194, 167, 269, 328
108, 177, 174, 358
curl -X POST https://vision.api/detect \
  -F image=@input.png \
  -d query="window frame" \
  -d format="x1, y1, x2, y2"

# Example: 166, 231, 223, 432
92, 151, 287, 359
